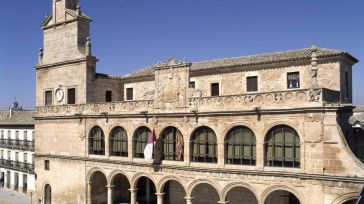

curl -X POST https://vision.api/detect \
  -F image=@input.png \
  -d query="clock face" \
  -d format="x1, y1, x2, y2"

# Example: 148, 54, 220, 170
55, 88, 64, 102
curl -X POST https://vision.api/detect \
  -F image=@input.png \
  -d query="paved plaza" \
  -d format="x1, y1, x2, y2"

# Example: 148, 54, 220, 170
0, 188, 32, 204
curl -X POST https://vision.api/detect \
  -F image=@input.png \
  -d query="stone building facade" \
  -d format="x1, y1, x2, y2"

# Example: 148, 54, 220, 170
0, 101, 35, 196
35, 0, 363, 204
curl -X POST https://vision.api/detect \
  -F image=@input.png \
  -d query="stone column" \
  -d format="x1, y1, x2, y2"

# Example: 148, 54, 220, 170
185, 196, 193, 204
87, 182, 92, 204
156, 193, 164, 204
256, 142, 264, 170
129, 188, 137, 204
217, 141, 225, 166
106, 185, 114, 204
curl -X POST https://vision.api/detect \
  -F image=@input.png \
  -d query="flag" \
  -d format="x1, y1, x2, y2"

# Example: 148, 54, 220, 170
144, 129, 156, 160
176, 130, 183, 161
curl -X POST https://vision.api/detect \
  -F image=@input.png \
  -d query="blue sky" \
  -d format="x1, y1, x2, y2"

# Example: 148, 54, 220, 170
0, 0, 363, 109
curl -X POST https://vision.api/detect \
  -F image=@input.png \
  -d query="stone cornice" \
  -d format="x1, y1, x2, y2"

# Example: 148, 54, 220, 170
33, 106, 350, 120
35, 153, 364, 183
35, 56, 97, 70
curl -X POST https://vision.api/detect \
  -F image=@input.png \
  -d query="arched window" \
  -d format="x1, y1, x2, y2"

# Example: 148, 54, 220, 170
191, 126, 217, 163
133, 127, 151, 158
265, 125, 300, 168
225, 126, 256, 165
89, 126, 105, 155
161, 127, 184, 161
110, 127, 128, 157
44, 184, 51, 204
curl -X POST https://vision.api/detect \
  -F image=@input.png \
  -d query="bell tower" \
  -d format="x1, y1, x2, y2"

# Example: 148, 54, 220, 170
36, 0, 96, 106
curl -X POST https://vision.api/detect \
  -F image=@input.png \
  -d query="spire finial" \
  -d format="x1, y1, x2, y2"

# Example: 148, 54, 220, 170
311, 43, 318, 51
85, 37, 92, 56
38, 48, 44, 65
77, 0, 81, 15
311, 43, 318, 87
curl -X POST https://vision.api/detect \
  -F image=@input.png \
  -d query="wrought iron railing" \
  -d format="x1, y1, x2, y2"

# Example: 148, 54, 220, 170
0, 159, 35, 174
0, 139, 34, 151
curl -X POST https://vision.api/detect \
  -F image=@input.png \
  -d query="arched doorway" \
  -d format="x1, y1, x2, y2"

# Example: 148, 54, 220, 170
162, 180, 185, 204
44, 184, 51, 204
133, 127, 152, 158
111, 173, 130, 203
342, 199, 358, 204
160, 127, 184, 161
265, 190, 300, 204
226, 186, 257, 204
264, 125, 300, 168
190, 126, 217, 163
191, 183, 219, 204
136, 176, 157, 204
90, 171, 107, 204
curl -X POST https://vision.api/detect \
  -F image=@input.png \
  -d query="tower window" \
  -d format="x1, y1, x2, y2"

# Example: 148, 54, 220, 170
45, 160, 50, 170
287, 72, 300, 89
67, 88, 76, 104
45, 91, 53, 106
105, 91, 112, 102
247, 76, 258, 92
126, 88, 133, 101
211, 83, 219, 96
189, 81, 196, 89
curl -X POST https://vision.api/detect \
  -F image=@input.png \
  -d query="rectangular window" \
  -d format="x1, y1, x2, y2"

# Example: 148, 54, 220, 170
67, 88, 76, 104
15, 152, 19, 162
345, 71, 349, 98
24, 131, 27, 140
189, 81, 195, 89
24, 153, 27, 163
45, 160, 50, 170
211, 83, 219, 96
1, 150, 3, 159
45, 91, 53, 106
14, 172, 18, 190
126, 88, 133, 100
247, 76, 258, 92
1, 130, 3, 139
7, 151, 10, 160
15, 131, 19, 140
105, 91, 112, 102
287, 72, 300, 89
22, 174, 27, 193
7, 130, 11, 139
6, 171, 10, 188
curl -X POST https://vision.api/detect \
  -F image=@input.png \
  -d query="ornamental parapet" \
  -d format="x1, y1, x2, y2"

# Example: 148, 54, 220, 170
36, 100, 155, 116
188, 88, 340, 112
35, 88, 340, 117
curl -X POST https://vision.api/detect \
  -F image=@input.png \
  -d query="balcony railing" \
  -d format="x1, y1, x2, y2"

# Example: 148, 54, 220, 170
0, 139, 34, 151
35, 88, 341, 116
0, 159, 35, 174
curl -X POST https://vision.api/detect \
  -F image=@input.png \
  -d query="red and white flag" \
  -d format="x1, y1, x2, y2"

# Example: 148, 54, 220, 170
144, 129, 156, 160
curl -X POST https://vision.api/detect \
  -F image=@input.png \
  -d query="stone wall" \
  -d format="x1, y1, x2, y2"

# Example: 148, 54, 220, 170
190, 62, 342, 97
123, 80, 155, 100
35, 158, 86, 204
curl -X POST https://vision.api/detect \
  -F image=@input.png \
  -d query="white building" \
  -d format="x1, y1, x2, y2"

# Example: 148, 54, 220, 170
0, 101, 35, 195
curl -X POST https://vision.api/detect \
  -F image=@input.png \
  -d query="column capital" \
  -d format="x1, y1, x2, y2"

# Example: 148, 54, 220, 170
105, 185, 115, 189
155, 192, 165, 197
184, 196, 194, 201
129, 188, 138, 192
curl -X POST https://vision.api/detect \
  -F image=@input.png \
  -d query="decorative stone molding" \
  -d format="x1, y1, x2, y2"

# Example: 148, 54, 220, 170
35, 88, 340, 116
189, 88, 339, 112
156, 57, 189, 68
